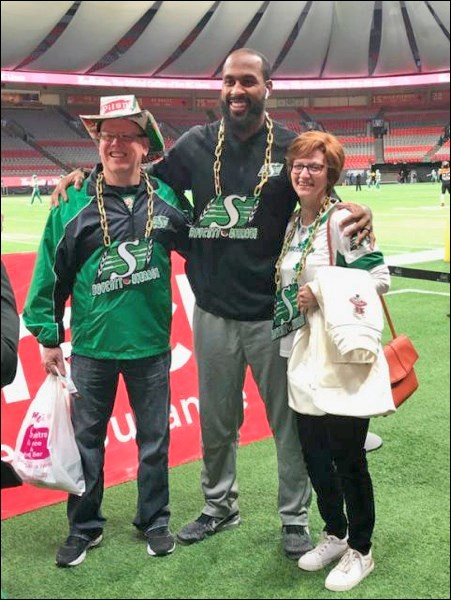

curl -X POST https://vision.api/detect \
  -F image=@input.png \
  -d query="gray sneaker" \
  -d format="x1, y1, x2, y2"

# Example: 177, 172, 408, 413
55, 530, 103, 567
146, 526, 175, 557
282, 525, 313, 560
177, 512, 241, 545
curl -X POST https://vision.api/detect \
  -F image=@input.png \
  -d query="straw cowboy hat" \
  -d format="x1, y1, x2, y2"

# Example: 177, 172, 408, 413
80, 95, 164, 152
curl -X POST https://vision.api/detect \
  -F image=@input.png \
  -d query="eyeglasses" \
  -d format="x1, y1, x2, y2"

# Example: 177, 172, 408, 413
291, 162, 326, 175
97, 132, 147, 143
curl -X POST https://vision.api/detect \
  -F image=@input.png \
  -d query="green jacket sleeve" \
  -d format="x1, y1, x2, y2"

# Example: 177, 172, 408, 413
23, 197, 78, 347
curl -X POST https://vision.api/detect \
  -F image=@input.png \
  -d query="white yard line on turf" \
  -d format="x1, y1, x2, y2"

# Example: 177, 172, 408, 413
386, 249, 444, 265
387, 289, 449, 297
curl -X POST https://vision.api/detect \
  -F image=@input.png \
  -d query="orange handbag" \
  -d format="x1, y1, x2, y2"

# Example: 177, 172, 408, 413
381, 297, 419, 407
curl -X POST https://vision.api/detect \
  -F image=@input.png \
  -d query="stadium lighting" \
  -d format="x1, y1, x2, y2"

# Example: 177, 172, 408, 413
1, 70, 449, 91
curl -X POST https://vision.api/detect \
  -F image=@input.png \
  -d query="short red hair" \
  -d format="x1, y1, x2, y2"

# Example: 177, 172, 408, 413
286, 131, 345, 195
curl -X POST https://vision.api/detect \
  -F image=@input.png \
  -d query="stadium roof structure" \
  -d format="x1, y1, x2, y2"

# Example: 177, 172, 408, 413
1, 1, 449, 85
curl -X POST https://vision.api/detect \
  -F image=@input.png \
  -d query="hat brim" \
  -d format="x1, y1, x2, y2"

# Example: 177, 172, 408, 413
80, 110, 164, 153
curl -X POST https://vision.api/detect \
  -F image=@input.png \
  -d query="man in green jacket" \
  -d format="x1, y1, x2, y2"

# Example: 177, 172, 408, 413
24, 95, 192, 567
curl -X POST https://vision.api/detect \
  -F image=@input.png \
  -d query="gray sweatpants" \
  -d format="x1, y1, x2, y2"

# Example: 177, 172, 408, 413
193, 305, 312, 526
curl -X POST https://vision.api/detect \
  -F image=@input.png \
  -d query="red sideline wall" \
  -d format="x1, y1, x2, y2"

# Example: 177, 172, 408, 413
1, 252, 271, 519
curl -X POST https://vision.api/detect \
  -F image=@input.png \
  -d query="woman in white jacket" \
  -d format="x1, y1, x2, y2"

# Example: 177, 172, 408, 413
273, 131, 391, 593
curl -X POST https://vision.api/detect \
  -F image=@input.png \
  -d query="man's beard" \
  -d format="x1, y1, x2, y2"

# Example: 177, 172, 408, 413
220, 97, 266, 135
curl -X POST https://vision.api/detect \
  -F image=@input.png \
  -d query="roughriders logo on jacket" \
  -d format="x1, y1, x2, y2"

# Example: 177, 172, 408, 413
92, 239, 160, 296
189, 195, 259, 239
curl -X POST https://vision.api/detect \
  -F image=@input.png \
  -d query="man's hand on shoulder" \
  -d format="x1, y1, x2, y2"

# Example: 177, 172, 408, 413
336, 203, 375, 246
50, 169, 86, 207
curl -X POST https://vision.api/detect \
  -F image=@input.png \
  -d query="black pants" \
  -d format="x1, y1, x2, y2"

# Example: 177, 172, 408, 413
296, 413, 374, 555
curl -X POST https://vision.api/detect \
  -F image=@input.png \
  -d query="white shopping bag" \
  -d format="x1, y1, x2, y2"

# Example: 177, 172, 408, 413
12, 372, 85, 495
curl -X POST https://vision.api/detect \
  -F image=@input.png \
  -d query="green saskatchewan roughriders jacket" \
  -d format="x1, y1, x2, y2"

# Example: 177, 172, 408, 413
23, 166, 192, 360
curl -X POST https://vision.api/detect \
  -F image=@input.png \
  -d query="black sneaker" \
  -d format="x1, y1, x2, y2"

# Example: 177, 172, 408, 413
55, 530, 103, 567
177, 512, 240, 545
146, 526, 175, 557
282, 525, 313, 560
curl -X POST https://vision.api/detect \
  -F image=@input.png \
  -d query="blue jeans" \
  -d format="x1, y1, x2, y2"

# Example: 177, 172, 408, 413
68, 352, 171, 536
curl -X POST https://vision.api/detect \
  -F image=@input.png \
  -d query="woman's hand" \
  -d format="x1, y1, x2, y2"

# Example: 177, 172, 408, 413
50, 170, 85, 207
297, 285, 318, 313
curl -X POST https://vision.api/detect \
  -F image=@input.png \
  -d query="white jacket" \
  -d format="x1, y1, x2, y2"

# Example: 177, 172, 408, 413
288, 267, 396, 418
309, 266, 384, 363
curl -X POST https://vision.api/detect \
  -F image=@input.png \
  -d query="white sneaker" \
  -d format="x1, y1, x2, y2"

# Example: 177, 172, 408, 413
298, 533, 348, 571
325, 548, 374, 592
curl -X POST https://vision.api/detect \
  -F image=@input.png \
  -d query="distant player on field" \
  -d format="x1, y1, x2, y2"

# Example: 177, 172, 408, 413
438, 160, 450, 207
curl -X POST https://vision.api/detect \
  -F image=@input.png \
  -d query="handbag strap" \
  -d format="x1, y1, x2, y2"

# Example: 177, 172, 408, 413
380, 296, 397, 339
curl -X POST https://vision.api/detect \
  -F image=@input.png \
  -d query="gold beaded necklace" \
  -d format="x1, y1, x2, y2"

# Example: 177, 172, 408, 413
95, 168, 155, 247
272, 197, 334, 340
274, 196, 333, 291
197, 114, 274, 224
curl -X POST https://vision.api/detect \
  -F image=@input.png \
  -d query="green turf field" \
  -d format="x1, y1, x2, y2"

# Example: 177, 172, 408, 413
1, 182, 449, 258
1, 182, 450, 599
1, 195, 50, 255
339, 182, 450, 259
